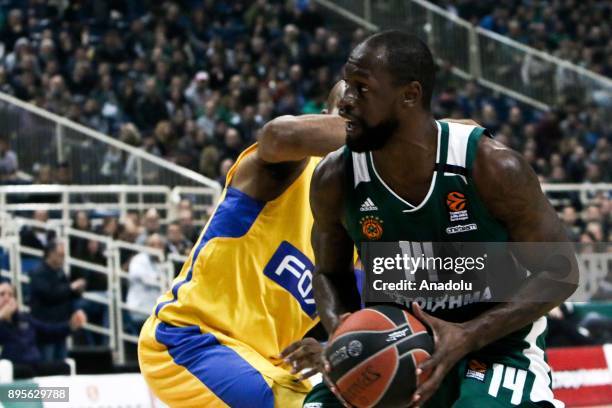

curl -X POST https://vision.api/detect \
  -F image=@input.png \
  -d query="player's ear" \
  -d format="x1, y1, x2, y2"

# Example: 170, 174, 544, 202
402, 82, 421, 108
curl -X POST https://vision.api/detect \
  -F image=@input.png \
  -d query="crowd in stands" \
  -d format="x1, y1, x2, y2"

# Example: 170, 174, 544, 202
0, 281, 85, 378
0, 1, 608, 187
0, 195, 199, 373
434, 0, 611, 77
0, 0, 609, 376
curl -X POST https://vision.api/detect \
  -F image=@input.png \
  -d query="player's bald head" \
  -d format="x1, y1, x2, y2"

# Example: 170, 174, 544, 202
323, 80, 346, 115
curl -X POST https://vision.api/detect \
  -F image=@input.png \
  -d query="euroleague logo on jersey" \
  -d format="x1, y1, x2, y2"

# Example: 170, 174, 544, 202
446, 191, 466, 212
446, 191, 469, 222
360, 215, 384, 240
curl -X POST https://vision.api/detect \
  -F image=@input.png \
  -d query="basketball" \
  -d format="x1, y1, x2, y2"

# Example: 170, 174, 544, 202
325, 305, 434, 408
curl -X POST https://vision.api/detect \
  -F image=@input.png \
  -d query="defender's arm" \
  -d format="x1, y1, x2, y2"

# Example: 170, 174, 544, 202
257, 115, 346, 164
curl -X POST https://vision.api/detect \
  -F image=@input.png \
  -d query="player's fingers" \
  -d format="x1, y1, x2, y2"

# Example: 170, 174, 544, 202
416, 350, 443, 374
298, 368, 319, 380
279, 341, 302, 358
339, 312, 352, 322
322, 373, 338, 393
291, 359, 310, 374
414, 365, 445, 404
412, 303, 435, 328
291, 353, 321, 373
287, 345, 313, 363
321, 354, 332, 372
411, 304, 441, 343
299, 337, 319, 347
303, 341, 324, 354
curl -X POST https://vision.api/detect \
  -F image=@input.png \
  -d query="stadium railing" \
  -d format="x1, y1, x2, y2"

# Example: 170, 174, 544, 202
541, 183, 612, 208
0, 213, 187, 365
315, 0, 612, 111
0, 92, 222, 194
0, 184, 216, 227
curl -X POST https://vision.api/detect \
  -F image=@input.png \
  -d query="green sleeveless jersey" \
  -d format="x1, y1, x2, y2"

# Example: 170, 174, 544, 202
344, 121, 507, 243
343, 121, 522, 322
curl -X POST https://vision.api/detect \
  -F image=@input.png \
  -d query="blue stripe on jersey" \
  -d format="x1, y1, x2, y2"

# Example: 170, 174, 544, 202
155, 187, 265, 316
155, 323, 274, 408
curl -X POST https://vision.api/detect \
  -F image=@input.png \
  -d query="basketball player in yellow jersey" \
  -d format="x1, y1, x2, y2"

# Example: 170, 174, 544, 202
138, 82, 347, 408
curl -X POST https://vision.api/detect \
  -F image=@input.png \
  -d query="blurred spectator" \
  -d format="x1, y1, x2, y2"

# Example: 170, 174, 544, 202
56, 161, 73, 185
29, 240, 86, 362
177, 198, 193, 212
71, 239, 107, 292
117, 216, 142, 271
34, 165, 54, 184
19, 209, 55, 250
167, 221, 191, 276
126, 234, 166, 331
166, 222, 191, 257
178, 209, 199, 245
71, 233, 108, 346
0, 136, 18, 182
561, 206, 582, 241
135, 78, 169, 132
185, 71, 211, 109
69, 210, 92, 259
0, 283, 86, 379
136, 208, 162, 245
217, 157, 236, 186
96, 216, 120, 239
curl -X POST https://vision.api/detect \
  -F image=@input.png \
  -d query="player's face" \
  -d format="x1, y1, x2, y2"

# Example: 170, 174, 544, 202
339, 46, 400, 152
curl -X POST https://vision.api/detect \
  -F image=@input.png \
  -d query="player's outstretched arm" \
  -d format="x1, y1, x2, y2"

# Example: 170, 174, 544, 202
257, 114, 345, 164
412, 137, 579, 405
310, 150, 361, 335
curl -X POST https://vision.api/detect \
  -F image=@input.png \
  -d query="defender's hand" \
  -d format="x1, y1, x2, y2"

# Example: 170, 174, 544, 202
280, 337, 324, 380
411, 304, 474, 406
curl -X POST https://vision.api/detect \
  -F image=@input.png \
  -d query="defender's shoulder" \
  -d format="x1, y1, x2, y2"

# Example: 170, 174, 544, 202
312, 147, 346, 191
310, 147, 347, 215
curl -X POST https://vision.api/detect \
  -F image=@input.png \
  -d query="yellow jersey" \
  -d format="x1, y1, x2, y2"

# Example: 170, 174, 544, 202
154, 144, 320, 388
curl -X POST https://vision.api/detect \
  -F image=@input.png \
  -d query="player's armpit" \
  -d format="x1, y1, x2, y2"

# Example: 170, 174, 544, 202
256, 114, 346, 164
310, 151, 360, 335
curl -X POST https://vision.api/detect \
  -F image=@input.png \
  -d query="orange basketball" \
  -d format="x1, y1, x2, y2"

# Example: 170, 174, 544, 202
325, 305, 434, 408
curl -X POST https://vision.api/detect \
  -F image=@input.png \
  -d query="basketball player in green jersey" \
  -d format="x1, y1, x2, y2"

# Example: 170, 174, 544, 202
307, 31, 578, 407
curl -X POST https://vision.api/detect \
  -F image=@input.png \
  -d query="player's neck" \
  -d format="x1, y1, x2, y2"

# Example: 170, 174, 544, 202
374, 114, 437, 174
371, 115, 438, 202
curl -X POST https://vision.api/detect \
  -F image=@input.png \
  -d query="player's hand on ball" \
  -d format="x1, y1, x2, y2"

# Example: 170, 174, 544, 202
411, 304, 474, 407
280, 337, 324, 380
